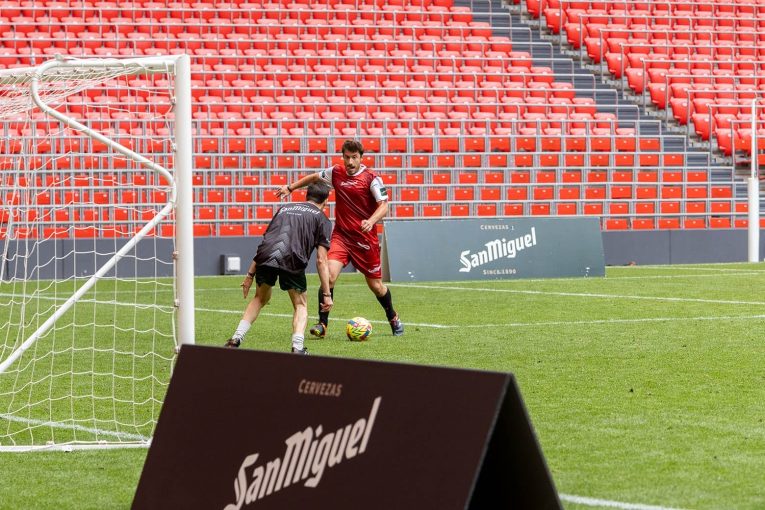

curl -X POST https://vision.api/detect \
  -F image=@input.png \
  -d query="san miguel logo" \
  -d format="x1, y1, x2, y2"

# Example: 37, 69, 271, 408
224, 397, 381, 509
459, 227, 538, 273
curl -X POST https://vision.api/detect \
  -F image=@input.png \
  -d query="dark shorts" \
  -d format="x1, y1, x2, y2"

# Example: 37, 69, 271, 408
255, 265, 307, 293
328, 232, 382, 279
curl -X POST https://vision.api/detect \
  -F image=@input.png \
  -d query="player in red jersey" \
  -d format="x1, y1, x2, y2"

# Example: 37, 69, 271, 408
276, 139, 404, 338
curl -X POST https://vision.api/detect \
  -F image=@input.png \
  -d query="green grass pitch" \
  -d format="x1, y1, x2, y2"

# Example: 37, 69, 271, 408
1, 263, 764, 509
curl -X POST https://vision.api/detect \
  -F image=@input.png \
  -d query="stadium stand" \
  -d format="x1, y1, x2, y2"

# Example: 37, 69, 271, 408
0, 0, 758, 238
530, 1, 765, 160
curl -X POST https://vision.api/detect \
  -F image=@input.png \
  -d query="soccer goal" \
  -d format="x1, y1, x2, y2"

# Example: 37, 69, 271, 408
0, 55, 194, 451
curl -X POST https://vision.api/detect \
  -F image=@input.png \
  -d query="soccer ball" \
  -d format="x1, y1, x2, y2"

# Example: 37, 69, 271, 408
346, 317, 372, 341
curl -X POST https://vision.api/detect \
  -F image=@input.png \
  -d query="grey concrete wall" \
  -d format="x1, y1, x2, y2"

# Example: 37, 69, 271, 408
602, 230, 755, 266
0, 238, 177, 280
0, 236, 348, 279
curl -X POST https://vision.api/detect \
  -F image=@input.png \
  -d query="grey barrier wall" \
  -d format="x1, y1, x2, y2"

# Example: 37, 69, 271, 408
1, 229, 761, 280
601, 229, 756, 265
381, 218, 606, 281
0, 238, 176, 280
0, 236, 345, 280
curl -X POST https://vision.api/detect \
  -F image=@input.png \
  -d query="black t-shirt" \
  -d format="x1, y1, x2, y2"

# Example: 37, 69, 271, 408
254, 202, 332, 273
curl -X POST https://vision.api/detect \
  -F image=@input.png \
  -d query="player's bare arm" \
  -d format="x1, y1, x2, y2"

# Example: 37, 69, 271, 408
316, 246, 333, 312
241, 260, 257, 299
360, 200, 389, 233
276, 172, 322, 199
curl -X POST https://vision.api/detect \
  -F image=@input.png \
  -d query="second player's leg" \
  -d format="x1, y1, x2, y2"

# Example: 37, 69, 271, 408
288, 289, 309, 354
365, 276, 404, 336
225, 283, 273, 347
244, 283, 272, 323
365, 277, 387, 297
288, 289, 308, 336
311, 259, 343, 338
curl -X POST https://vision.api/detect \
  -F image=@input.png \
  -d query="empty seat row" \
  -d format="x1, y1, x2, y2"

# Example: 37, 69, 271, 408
2, 164, 720, 187
581, 28, 765, 64
2, 3, 469, 26
620, 56, 765, 92
640, 69, 765, 106
561, 12, 765, 44
3, 30, 511, 57
390, 184, 731, 202
7, 215, 759, 239
609, 48, 765, 82
528, 0, 765, 20
2, 129, 671, 155
0, 222, 269, 239
2, 18, 495, 42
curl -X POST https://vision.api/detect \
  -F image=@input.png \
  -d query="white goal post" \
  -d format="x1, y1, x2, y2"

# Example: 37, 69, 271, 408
748, 99, 760, 263
0, 55, 194, 451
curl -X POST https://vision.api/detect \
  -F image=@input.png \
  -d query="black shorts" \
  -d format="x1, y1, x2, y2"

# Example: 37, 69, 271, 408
255, 266, 307, 293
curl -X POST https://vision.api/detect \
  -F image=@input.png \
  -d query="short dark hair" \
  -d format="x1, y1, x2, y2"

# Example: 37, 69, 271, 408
341, 139, 364, 156
306, 181, 331, 204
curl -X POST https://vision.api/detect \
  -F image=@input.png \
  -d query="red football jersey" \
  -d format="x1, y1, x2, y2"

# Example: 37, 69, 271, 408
320, 163, 387, 243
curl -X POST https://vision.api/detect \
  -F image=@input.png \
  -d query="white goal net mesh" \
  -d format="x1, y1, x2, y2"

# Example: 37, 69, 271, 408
0, 56, 183, 450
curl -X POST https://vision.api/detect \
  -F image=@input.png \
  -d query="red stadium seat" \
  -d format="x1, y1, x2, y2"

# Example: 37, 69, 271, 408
477, 204, 497, 216
504, 203, 524, 216
219, 224, 245, 236
423, 204, 442, 217
659, 219, 681, 230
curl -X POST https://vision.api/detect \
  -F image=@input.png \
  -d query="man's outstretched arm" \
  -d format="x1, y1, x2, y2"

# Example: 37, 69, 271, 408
276, 172, 323, 199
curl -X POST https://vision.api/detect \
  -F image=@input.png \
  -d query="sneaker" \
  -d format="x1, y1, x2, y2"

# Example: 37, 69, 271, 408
309, 322, 327, 338
389, 315, 404, 336
224, 337, 241, 348
291, 347, 309, 355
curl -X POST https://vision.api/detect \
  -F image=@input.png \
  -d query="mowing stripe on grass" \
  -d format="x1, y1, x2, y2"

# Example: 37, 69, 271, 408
0, 414, 149, 442
393, 284, 765, 307
560, 493, 688, 510
457, 313, 765, 328
196, 306, 765, 330
5, 294, 763, 330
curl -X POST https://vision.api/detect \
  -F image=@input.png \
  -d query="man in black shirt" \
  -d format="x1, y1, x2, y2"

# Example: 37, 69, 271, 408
224, 182, 333, 354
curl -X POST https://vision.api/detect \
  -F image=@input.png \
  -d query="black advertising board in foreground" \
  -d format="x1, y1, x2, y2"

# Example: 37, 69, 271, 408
133, 345, 561, 509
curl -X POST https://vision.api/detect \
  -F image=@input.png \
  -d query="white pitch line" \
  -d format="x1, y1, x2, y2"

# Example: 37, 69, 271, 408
0, 413, 149, 442
436, 271, 765, 284
592, 272, 765, 281
559, 493, 689, 510
195, 306, 451, 329
453, 313, 765, 328
625, 263, 765, 272
196, 306, 765, 330
390, 283, 765, 307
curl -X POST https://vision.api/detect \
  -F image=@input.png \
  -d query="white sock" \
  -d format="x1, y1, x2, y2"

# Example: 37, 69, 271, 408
292, 334, 304, 351
233, 320, 251, 341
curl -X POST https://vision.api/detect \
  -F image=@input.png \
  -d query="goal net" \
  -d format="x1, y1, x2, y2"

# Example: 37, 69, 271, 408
0, 55, 194, 451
